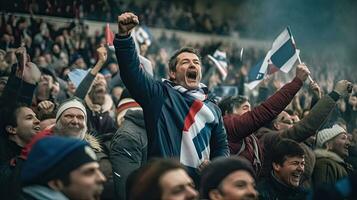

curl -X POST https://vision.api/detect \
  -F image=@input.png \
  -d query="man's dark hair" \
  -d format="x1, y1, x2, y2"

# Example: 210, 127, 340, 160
129, 158, 185, 200
1, 103, 29, 134
168, 47, 201, 72
272, 139, 305, 166
218, 95, 249, 116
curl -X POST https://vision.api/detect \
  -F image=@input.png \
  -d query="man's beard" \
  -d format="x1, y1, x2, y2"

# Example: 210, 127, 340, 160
54, 121, 87, 139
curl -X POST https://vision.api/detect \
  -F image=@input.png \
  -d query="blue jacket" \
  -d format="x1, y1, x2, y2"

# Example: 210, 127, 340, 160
114, 35, 229, 171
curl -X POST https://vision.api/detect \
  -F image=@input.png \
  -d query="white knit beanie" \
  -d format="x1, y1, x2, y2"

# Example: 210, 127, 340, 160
56, 98, 87, 122
316, 124, 346, 148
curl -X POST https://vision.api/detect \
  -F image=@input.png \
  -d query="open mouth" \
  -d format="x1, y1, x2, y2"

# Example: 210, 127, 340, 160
186, 70, 198, 81
34, 126, 41, 131
291, 172, 301, 180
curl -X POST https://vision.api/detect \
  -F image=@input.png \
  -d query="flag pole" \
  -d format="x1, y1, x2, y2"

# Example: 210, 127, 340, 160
296, 53, 314, 83
288, 27, 313, 83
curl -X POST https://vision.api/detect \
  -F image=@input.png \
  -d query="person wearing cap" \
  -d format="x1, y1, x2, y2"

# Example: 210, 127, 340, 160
20, 46, 116, 199
21, 136, 106, 200
256, 79, 353, 183
128, 158, 198, 200
312, 124, 353, 187
257, 139, 307, 200
115, 12, 229, 183
110, 88, 147, 200
20, 96, 102, 159
199, 157, 258, 200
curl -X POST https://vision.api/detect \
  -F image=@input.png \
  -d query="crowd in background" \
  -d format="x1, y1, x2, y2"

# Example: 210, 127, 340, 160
0, 3, 356, 200
2, 0, 235, 35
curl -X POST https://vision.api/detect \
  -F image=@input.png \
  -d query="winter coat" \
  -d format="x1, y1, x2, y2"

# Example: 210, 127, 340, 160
85, 94, 117, 136
224, 77, 303, 174
114, 35, 229, 178
20, 128, 115, 199
20, 185, 69, 200
257, 93, 339, 179
257, 172, 307, 200
0, 68, 37, 200
312, 149, 353, 187
110, 110, 148, 200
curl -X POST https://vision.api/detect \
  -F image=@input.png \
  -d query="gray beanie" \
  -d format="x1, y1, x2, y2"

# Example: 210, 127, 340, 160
56, 97, 87, 122
316, 124, 346, 148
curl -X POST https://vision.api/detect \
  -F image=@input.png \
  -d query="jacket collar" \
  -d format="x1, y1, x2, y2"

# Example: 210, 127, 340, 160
314, 149, 345, 163
270, 171, 304, 193
22, 185, 69, 200
85, 94, 113, 113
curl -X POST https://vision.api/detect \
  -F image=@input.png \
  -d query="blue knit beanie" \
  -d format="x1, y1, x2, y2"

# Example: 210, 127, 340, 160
21, 136, 97, 185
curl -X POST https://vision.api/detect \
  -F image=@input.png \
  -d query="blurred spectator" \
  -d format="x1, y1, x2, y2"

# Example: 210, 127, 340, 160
313, 124, 353, 187
200, 157, 258, 200
128, 159, 198, 200
21, 136, 106, 200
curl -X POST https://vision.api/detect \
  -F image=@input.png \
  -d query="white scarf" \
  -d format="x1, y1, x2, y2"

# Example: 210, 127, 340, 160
163, 79, 209, 101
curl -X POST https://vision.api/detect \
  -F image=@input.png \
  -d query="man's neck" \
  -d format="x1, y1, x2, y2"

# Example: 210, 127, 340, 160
9, 136, 25, 148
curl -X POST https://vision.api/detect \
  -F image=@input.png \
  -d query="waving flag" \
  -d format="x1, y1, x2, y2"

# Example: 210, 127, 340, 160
133, 26, 153, 54
207, 50, 228, 80
245, 51, 271, 90
68, 68, 90, 88
245, 27, 300, 89
269, 27, 300, 73
105, 23, 115, 50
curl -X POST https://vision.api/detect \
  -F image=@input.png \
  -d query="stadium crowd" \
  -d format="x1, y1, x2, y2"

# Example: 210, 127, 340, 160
0, 2, 356, 200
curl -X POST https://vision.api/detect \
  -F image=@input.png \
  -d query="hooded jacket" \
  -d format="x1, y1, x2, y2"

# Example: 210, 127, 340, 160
312, 149, 353, 187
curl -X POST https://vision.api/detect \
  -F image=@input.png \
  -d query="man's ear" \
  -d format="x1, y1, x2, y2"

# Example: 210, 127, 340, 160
5, 125, 16, 135
48, 179, 64, 191
325, 140, 333, 150
209, 189, 223, 200
168, 70, 176, 81
273, 122, 280, 130
272, 162, 281, 172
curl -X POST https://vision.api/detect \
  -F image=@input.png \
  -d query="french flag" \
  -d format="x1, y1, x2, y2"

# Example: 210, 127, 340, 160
245, 27, 300, 89
207, 50, 229, 80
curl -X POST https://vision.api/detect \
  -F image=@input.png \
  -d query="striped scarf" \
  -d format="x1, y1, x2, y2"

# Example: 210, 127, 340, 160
163, 79, 208, 101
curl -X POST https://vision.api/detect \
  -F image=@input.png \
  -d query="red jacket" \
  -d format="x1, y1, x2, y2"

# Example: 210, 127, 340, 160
223, 77, 303, 174
20, 128, 54, 160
